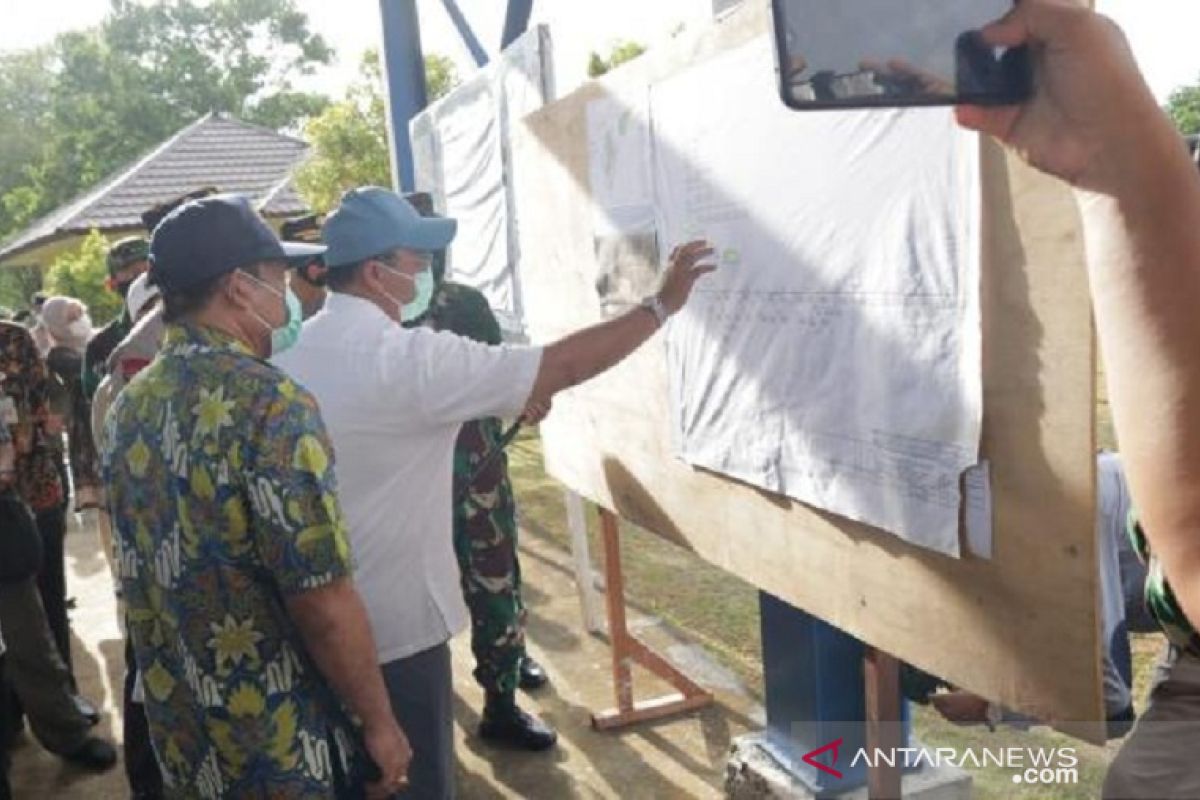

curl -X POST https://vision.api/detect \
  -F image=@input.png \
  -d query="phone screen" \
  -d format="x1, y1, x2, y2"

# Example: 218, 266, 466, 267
771, 0, 1030, 109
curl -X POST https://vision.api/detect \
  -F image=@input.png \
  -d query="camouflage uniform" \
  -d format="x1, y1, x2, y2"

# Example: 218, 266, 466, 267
422, 281, 528, 695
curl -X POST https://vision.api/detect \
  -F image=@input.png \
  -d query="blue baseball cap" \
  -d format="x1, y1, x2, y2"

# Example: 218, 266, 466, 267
148, 194, 325, 292
322, 186, 457, 268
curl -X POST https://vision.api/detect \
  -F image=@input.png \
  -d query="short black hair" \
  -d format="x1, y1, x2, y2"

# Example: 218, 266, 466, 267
143, 186, 220, 233
161, 263, 261, 323
325, 262, 362, 293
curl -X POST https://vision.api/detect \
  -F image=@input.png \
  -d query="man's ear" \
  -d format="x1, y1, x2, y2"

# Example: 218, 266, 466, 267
360, 259, 385, 292
223, 271, 255, 311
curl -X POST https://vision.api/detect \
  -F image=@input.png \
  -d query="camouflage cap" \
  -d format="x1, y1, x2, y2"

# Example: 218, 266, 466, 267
106, 237, 151, 274
280, 213, 323, 244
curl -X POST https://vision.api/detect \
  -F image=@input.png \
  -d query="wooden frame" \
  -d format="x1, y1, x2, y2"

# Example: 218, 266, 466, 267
513, 0, 1103, 740
864, 649, 903, 799
590, 508, 714, 730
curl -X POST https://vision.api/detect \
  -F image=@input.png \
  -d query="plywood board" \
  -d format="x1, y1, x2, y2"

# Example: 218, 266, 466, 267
512, 0, 1101, 737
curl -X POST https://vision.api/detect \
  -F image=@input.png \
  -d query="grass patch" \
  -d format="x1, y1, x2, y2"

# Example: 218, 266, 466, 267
508, 429, 763, 694
509, 422, 1159, 799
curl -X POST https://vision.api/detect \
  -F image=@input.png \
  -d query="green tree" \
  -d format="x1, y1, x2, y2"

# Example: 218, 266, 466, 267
294, 51, 461, 213
44, 230, 124, 325
587, 40, 647, 78
0, 0, 333, 242
425, 53, 461, 103
0, 265, 46, 317
1166, 81, 1200, 135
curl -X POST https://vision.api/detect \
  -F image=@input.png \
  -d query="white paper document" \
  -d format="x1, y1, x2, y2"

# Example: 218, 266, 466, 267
963, 461, 993, 559
586, 92, 654, 213
651, 38, 983, 556
587, 92, 662, 316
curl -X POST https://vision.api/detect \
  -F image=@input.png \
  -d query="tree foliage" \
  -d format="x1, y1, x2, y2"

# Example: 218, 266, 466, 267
294, 51, 462, 213
425, 53, 461, 103
44, 230, 124, 325
0, 265, 46, 317
1166, 81, 1200, 136
0, 0, 333, 244
588, 40, 647, 78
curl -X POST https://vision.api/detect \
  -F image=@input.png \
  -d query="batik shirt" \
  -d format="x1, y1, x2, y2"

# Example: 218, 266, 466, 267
102, 323, 358, 799
0, 322, 64, 512
1129, 515, 1200, 658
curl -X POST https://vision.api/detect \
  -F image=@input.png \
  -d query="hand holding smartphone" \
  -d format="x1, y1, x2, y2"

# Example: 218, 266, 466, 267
771, 0, 1031, 110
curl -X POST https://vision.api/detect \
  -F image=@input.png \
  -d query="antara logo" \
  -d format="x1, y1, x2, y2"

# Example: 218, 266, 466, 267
802, 737, 844, 779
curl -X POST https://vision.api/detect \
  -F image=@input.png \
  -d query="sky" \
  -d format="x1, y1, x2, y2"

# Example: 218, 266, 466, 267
0, 0, 1196, 102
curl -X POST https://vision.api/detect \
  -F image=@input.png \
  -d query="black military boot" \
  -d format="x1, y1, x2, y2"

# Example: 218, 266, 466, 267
478, 691, 557, 751
518, 655, 549, 691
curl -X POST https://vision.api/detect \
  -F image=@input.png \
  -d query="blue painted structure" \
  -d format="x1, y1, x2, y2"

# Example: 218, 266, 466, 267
759, 592, 911, 796
439, 0, 490, 67
378, 0, 428, 191
500, 0, 534, 49
379, 0, 533, 191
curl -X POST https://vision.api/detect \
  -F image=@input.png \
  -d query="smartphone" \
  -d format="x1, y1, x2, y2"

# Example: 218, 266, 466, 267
770, 0, 1031, 110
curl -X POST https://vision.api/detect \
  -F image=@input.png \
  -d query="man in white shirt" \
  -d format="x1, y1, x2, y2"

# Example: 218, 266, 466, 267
276, 186, 714, 799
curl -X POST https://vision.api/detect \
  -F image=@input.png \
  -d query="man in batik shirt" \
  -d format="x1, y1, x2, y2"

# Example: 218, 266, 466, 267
103, 195, 410, 798
0, 321, 115, 772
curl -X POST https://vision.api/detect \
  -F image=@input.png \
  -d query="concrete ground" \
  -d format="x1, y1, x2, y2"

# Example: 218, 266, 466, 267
7, 509, 763, 799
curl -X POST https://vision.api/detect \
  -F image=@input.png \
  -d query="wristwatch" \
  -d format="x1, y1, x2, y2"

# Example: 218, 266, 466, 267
640, 294, 668, 327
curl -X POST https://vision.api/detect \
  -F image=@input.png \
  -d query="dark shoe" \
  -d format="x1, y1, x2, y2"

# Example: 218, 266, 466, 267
518, 656, 549, 691
479, 695, 557, 751
62, 736, 117, 772
72, 694, 101, 727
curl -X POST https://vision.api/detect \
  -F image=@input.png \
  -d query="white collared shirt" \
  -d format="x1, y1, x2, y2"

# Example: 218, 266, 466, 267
275, 292, 543, 663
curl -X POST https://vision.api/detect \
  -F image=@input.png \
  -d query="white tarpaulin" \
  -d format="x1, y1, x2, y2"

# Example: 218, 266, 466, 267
649, 37, 983, 556
410, 26, 553, 337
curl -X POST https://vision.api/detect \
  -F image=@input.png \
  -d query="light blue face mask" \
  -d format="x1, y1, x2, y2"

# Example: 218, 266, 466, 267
384, 265, 434, 322
242, 271, 303, 356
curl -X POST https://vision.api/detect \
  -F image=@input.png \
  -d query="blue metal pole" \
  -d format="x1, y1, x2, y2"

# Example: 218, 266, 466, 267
758, 591, 912, 795
379, 0, 428, 192
440, 0, 490, 67
500, 0, 534, 50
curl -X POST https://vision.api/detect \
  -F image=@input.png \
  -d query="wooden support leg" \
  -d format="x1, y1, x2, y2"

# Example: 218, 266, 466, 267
864, 647, 903, 800
590, 507, 713, 730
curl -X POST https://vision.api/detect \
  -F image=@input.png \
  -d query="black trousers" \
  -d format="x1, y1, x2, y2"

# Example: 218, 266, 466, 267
34, 508, 72, 686
0, 655, 12, 800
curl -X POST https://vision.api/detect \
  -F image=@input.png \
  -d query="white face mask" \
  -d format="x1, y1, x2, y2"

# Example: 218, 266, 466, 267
68, 316, 91, 341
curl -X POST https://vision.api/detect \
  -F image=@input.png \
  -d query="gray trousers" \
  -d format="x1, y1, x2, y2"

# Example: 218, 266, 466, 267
0, 578, 90, 755
382, 643, 454, 800
1104, 646, 1200, 799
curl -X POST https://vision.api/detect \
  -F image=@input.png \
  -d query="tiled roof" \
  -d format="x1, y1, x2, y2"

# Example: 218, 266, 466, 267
1, 113, 310, 265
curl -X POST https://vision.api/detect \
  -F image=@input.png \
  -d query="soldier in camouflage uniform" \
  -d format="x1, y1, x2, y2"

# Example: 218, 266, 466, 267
405, 193, 556, 751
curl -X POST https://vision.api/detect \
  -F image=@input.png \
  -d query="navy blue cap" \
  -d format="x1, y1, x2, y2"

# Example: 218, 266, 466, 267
322, 186, 457, 268
148, 194, 325, 292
